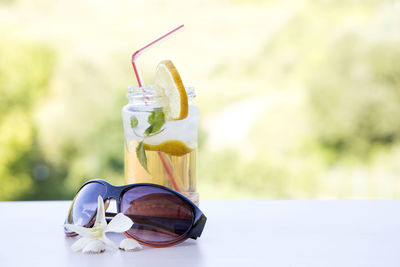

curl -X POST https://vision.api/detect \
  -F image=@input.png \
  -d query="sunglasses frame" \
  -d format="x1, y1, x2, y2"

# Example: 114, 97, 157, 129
65, 179, 207, 247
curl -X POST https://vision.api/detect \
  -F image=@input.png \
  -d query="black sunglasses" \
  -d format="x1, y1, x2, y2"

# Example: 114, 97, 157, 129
64, 179, 207, 247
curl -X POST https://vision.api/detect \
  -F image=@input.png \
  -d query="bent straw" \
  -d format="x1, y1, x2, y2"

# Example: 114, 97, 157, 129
131, 24, 184, 87
131, 25, 184, 192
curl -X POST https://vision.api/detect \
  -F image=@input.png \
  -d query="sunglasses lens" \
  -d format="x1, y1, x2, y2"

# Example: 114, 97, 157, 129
120, 186, 193, 244
67, 182, 106, 227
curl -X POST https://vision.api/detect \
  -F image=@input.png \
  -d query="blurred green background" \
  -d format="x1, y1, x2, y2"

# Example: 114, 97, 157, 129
1, 0, 400, 200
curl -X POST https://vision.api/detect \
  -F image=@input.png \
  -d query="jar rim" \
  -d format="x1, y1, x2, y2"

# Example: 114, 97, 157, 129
127, 84, 196, 100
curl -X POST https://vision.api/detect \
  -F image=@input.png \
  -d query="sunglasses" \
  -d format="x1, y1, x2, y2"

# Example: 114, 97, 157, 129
64, 179, 207, 247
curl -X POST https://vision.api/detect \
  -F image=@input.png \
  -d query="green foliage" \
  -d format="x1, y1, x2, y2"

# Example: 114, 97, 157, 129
0, 40, 57, 200
308, 38, 400, 160
199, 146, 322, 199
1, 0, 400, 200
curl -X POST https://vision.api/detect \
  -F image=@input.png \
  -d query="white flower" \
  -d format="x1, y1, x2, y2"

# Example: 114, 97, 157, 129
119, 238, 142, 251
82, 239, 105, 254
64, 195, 133, 253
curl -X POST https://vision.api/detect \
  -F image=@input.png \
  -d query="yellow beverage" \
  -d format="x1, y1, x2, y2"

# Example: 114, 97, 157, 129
124, 139, 198, 204
122, 84, 199, 205
122, 60, 199, 205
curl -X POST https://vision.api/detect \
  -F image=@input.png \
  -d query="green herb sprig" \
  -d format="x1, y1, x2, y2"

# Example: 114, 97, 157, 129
131, 110, 166, 173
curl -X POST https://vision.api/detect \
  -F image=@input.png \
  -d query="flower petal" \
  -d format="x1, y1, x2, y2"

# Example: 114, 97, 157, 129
82, 239, 105, 254
119, 238, 142, 251
95, 195, 107, 229
105, 213, 133, 233
64, 224, 91, 237
100, 235, 117, 249
71, 237, 92, 252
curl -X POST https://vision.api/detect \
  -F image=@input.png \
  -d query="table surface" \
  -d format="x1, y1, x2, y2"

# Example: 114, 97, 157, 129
0, 200, 399, 267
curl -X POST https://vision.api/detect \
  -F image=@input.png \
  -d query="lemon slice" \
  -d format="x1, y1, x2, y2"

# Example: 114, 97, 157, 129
155, 60, 188, 120
144, 140, 193, 156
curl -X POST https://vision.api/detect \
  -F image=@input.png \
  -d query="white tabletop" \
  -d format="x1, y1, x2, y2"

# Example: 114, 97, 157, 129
0, 200, 399, 267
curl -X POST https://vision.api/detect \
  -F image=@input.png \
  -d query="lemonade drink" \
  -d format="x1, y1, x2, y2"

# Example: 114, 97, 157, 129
122, 61, 199, 205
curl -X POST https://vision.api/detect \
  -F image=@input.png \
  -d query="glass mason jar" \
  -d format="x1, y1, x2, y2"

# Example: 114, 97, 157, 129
122, 85, 199, 205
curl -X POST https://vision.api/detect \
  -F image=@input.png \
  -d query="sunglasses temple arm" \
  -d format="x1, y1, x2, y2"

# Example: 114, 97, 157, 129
189, 213, 207, 240
105, 212, 117, 223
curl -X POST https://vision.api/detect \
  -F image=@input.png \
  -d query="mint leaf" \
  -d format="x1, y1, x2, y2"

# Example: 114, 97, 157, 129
130, 116, 138, 129
136, 141, 148, 172
145, 110, 165, 136
135, 110, 165, 172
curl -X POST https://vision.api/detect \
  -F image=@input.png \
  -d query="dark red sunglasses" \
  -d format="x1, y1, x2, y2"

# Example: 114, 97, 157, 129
64, 179, 207, 247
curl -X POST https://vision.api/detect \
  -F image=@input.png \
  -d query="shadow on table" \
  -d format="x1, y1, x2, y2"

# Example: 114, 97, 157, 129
63, 232, 204, 266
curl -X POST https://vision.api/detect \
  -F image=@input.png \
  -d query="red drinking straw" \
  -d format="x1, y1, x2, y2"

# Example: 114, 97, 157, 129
131, 25, 184, 192
131, 24, 184, 87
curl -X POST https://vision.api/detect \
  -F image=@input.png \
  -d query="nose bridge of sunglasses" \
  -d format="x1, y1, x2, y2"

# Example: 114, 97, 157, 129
106, 186, 122, 199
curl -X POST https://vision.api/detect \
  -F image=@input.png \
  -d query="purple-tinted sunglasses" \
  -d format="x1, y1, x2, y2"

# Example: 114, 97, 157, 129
64, 179, 206, 247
